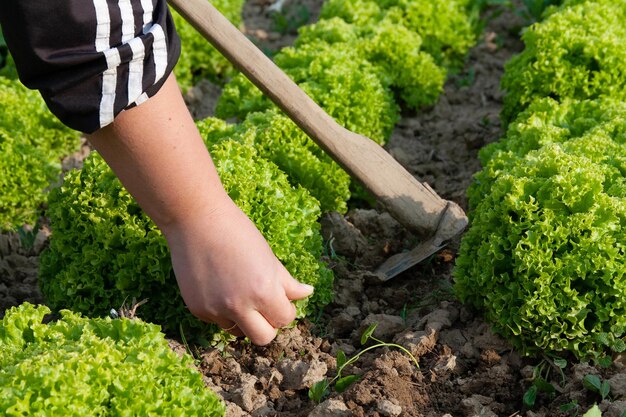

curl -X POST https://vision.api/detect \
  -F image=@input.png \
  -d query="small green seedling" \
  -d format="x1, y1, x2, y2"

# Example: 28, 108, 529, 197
309, 323, 420, 403
523, 357, 567, 409
560, 400, 579, 416
583, 374, 611, 401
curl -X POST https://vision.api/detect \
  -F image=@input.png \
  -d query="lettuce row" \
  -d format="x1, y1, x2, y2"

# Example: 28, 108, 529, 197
456, 142, 626, 358
500, 0, 626, 124
0, 303, 225, 416
457, 0, 626, 359
0, 76, 81, 230
216, 39, 401, 144
468, 98, 626, 210
172, 0, 245, 91
40, 137, 332, 339
319, 0, 477, 71
294, 16, 445, 110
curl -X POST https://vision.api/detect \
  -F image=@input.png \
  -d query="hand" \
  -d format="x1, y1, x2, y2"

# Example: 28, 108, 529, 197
163, 197, 314, 345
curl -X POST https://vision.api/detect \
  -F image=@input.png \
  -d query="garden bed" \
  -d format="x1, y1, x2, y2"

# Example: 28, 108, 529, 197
1, 1, 625, 416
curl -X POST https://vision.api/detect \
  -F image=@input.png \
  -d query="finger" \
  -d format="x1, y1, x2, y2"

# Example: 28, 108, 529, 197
211, 318, 243, 338
280, 267, 314, 301
236, 311, 278, 346
261, 291, 297, 329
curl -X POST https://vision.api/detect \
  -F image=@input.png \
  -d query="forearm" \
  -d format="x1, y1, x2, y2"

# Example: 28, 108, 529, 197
87, 73, 230, 235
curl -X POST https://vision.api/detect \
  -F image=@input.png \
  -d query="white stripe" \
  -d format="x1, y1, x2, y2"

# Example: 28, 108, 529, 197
101, 49, 122, 126
140, 0, 154, 31
119, 0, 136, 43
134, 93, 149, 106
93, 0, 110, 53
93, 0, 117, 127
128, 37, 147, 104
147, 24, 168, 83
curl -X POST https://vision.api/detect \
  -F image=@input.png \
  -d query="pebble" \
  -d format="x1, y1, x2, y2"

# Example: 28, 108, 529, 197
308, 399, 351, 417
377, 399, 402, 417
277, 359, 328, 391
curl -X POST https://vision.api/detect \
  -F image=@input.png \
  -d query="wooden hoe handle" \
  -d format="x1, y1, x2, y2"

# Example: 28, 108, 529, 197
167, 0, 468, 240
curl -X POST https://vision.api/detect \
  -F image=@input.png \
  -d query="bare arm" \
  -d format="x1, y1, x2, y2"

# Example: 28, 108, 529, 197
88, 73, 313, 345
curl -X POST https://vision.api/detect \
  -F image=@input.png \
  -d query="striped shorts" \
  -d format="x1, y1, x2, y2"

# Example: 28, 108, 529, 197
0, 0, 181, 133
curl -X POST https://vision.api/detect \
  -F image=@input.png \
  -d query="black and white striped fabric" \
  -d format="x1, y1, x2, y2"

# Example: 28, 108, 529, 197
0, 0, 180, 133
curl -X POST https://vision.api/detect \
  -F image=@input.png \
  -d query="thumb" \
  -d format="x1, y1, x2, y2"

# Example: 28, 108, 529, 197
282, 272, 315, 301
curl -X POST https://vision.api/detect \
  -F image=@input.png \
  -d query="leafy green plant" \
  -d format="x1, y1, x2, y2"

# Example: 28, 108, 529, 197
0, 77, 81, 230
198, 113, 352, 214
522, 357, 567, 409
455, 143, 626, 359
308, 323, 419, 402
320, 0, 477, 71
216, 39, 400, 144
40, 136, 333, 340
469, 97, 626, 210
582, 374, 611, 401
0, 303, 225, 416
295, 16, 446, 110
171, 0, 245, 91
500, 0, 626, 124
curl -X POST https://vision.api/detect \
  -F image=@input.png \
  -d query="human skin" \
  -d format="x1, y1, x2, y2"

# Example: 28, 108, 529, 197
87, 73, 314, 345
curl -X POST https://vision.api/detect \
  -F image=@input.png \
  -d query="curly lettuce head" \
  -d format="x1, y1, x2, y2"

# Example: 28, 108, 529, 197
501, 0, 626, 124
456, 143, 626, 358
0, 303, 225, 416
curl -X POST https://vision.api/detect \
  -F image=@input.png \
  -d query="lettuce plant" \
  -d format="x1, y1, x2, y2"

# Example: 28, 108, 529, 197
0, 77, 80, 230
0, 303, 225, 416
295, 16, 446, 110
216, 40, 400, 144
320, 0, 476, 70
40, 137, 333, 339
469, 98, 626, 209
455, 143, 626, 358
500, 0, 626, 124
198, 113, 352, 214
172, 0, 245, 91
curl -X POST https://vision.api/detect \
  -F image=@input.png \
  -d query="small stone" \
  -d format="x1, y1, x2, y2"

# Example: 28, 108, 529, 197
32, 227, 51, 253
225, 402, 250, 417
308, 399, 351, 417
572, 363, 599, 383
608, 373, 626, 399
394, 329, 437, 358
360, 314, 405, 341
416, 309, 451, 332
230, 374, 267, 413
461, 395, 497, 417
377, 399, 402, 417
604, 400, 626, 417
251, 405, 275, 417
345, 306, 361, 317
329, 312, 356, 337
277, 359, 328, 390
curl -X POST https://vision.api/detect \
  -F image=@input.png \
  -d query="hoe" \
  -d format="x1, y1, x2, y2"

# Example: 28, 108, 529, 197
168, 0, 468, 280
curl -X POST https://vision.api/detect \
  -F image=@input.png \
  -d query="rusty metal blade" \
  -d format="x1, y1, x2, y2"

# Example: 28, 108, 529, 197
375, 236, 445, 281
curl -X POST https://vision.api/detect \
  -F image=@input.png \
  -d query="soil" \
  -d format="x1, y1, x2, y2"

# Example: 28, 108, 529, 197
1, 1, 625, 416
